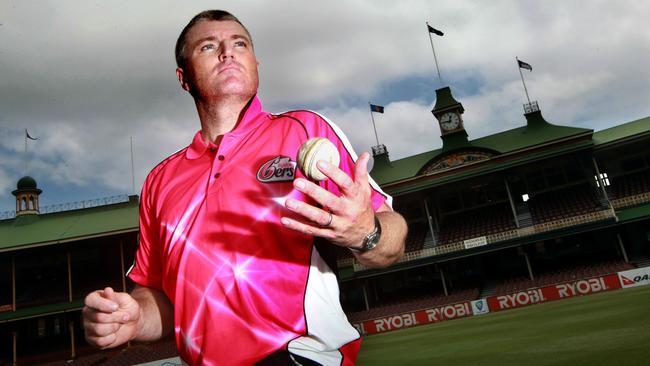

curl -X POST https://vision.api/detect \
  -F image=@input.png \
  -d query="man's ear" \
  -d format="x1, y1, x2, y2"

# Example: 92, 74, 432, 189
176, 67, 191, 92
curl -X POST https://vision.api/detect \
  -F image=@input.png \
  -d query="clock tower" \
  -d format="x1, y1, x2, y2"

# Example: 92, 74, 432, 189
431, 86, 469, 150
418, 86, 496, 175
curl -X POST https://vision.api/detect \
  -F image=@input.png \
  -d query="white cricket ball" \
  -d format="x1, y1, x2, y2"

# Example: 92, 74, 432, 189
297, 137, 340, 181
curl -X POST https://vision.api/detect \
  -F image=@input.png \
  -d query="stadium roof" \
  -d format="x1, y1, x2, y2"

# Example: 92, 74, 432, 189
0, 114, 646, 250
592, 116, 650, 148
371, 109, 595, 195
0, 197, 139, 253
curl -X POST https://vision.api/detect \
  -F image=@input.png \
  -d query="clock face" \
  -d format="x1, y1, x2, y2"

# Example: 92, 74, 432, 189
440, 112, 461, 131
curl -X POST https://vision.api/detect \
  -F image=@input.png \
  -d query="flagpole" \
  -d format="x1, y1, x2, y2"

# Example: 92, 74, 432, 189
130, 136, 135, 195
24, 130, 27, 175
427, 22, 443, 86
368, 102, 380, 146
517, 57, 531, 104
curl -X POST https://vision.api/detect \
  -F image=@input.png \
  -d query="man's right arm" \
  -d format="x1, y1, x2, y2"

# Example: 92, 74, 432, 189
82, 285, 174, 349
131, 285, 174, 342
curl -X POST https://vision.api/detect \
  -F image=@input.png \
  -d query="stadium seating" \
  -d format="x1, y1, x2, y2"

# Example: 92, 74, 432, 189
528, 184, 603, 224
404, 222, 428, 252
491, 260, 634, 296
608, 170, 650, 199
438, 202, 516, 245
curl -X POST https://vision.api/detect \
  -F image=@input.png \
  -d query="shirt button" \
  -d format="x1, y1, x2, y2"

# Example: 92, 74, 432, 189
218, 155, 225, 161
214, 172, 221, 179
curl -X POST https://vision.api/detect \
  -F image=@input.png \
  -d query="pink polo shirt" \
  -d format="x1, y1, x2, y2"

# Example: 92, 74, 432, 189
128, 96, 391, 365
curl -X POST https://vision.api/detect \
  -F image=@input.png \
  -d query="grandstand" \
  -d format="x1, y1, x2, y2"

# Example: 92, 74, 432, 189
1, 83, 648, 363
0, 186, 142, 365
337, 86, 650, 330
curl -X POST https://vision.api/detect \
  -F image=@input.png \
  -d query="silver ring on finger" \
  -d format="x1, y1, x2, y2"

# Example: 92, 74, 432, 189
321, 211, 333, 227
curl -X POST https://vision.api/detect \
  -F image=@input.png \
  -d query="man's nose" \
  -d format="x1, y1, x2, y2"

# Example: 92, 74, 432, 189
219, 44, 234, 61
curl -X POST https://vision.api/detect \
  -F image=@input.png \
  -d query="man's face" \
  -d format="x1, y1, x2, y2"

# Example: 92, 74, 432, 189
177, 20, 259, 101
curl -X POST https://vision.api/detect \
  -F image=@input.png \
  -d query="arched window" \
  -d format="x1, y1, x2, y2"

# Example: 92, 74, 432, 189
22, 197, 27, 211
29, 196, 35, 210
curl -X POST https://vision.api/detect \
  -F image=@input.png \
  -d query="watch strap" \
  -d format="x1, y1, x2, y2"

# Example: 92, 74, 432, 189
349, 215, 381, 253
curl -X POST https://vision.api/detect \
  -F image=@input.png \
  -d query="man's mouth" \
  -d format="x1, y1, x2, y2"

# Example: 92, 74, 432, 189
219, 63, 241, 74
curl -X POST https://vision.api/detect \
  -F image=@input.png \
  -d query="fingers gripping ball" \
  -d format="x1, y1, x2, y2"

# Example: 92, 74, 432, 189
297, 138, 341, 181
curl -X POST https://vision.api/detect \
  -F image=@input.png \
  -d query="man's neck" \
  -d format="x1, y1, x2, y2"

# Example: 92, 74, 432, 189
196, 95, 252, 143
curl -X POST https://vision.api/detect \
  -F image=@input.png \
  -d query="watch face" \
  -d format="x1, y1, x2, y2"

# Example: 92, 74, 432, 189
440, 112, 461, 131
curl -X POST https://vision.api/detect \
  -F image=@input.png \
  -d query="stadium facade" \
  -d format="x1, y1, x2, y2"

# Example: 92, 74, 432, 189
337, 86, 650, 335
0, 185, 180, 364
1, 85, 649, 364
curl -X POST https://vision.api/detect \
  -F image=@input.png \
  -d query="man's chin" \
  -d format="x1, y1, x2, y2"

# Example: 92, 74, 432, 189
208, 88, 256, 101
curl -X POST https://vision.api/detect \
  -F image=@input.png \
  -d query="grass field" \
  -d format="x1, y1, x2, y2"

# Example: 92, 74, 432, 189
356, 286, 650, 366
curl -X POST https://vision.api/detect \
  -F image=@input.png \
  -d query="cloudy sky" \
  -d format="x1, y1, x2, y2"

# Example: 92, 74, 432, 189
1, 0, 649, 214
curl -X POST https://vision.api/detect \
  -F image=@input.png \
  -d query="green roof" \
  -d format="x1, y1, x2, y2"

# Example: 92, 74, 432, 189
372, 110, 593, 186
471, 113, 591, 153
0, 198, 139, 252
592, 116, 650, 147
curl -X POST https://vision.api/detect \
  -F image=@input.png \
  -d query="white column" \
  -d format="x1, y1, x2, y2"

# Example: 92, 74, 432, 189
424, 200, 437, 245
617, 233, 629, 263
362, 283, 370, 311
440, 266, 448, 296
523, 252, 534, 280
504, 179, 520, 228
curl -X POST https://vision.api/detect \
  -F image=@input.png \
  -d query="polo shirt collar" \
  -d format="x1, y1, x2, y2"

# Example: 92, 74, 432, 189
185, 95, 266, 160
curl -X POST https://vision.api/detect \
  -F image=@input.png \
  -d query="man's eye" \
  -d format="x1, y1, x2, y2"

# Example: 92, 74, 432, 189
234, 41, 247, 47
201, 44, 215, 52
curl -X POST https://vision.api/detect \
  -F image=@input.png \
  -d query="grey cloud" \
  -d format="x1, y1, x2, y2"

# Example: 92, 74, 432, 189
1, 0, 649, 212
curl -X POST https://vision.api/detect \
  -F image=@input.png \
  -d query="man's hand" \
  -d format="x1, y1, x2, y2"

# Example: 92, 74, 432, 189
82, 287, 141, 349
281, 151, 377, 249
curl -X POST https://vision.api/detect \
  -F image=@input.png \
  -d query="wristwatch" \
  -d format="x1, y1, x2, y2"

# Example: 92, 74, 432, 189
349, 216, 382, 253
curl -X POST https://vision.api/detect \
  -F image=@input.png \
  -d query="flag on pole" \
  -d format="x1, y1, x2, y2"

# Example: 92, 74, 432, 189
427, 25, 444, 36
368, 103, 383, 146
370, 104, 384, 113
25, 129, 38, 140
426, 22, 444, 85
518, 59, 532, 71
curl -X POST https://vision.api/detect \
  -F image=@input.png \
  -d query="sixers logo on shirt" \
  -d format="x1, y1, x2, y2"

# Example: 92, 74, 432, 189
257, 156, 297, 183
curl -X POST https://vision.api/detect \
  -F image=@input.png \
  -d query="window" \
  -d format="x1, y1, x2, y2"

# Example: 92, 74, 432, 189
594, 172, 610, 187
522, 194, 530, 202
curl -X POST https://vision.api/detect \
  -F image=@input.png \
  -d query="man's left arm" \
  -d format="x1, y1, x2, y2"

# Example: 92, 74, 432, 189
281, 152, 407, 268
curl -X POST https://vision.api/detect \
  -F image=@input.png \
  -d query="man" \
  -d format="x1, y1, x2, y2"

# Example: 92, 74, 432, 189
83, 10, 406, 366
